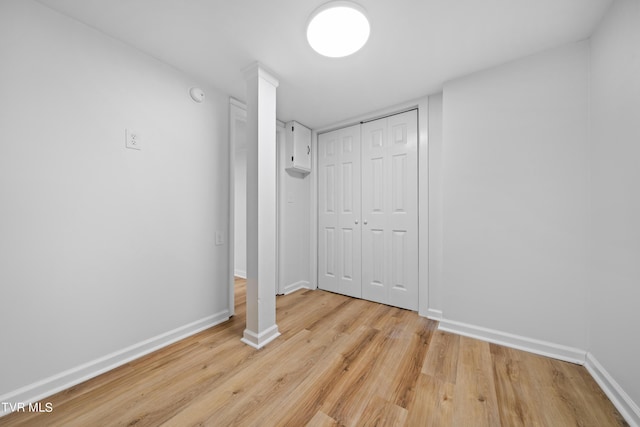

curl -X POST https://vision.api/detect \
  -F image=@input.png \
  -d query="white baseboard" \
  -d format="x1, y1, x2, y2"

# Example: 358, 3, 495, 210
438, 318, 586, 365
241, 324, 281, 349
426, 308, 443, 321
0, 310, 230, 418
234, 269, 247, 279
585, 353, 640, 427
282, 280, 311, 295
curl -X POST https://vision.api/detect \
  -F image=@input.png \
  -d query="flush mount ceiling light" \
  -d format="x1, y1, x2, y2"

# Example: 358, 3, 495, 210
306, 1, 370, 58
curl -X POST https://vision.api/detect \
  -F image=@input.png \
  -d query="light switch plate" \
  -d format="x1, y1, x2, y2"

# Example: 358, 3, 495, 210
126, 129, 141, 150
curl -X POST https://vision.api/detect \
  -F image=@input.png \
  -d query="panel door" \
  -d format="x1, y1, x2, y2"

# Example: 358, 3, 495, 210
317, 124, 362, 298
360, 110, 418, 310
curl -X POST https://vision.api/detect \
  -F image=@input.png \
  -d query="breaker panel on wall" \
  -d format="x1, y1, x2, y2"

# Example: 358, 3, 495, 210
285, 120, 311, 174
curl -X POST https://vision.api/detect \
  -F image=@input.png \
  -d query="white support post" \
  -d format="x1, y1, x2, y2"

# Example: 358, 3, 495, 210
241, 63, 280, 349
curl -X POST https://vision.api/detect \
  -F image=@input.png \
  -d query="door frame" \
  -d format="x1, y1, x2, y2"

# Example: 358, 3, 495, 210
310, 96, 430, 317
228, 98, 246, 317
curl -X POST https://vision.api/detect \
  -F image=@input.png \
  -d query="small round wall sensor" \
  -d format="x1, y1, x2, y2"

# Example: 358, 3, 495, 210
189, 87, 205, 103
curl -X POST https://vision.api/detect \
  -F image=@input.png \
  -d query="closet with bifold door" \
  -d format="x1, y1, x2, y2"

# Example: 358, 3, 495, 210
318, 109, 418, 310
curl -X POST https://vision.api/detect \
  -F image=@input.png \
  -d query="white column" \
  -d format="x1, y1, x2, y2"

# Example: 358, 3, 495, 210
241, 63, 280, 349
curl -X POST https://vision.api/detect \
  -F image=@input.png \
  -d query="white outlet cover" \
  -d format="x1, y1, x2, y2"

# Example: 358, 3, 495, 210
126, 129, 141, 150
215, 231, 224, 246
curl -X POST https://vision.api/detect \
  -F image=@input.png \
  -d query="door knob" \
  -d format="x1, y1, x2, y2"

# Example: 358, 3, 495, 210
363, 220, 368, 225
355, 220, 359, 225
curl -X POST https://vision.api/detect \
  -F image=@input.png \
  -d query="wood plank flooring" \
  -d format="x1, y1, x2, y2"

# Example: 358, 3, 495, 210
1, 278, 627, 426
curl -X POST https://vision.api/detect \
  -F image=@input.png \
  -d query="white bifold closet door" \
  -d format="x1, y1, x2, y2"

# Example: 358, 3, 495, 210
318, 123, 362, 298
318, 110, 418, 310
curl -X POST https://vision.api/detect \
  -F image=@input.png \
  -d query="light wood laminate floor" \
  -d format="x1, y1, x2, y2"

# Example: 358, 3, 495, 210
1, 278, 627, 426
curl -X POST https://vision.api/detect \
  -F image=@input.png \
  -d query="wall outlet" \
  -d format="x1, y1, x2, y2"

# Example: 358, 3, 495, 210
126, 129, 141, 150
215, 231, 224, 246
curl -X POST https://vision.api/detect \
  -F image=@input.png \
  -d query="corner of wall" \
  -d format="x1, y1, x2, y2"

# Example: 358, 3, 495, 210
586, 353, 640, 427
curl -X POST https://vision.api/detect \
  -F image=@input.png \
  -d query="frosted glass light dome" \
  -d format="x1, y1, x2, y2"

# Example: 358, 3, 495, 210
307, 2, 370, 58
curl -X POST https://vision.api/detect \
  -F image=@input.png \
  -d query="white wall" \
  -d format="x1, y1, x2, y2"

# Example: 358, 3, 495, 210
0, 0, 229, 404
278, 131, 311, 294
589, 0, 640, 420
440, 42, 590, 351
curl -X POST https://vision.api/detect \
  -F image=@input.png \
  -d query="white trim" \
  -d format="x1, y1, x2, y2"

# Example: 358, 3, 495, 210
241, 325, 281, 349
0, 310, 230, 418
282, 280, 312, 295
309, 130, 319, 290
276, 124, 286, 295
315, 97, 426, 134
426, 309, 443, 321
242, 62, 279, 88
438, 318, 587, 365
229, 99, 285, 297
312, 97, 430, 313
417, 96, 429, 317
229, 97, 246, 109
228, 98, 248, 317
585, 353, 640, 427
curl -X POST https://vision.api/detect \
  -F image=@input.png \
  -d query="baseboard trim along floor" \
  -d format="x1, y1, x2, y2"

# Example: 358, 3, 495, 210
438, 317, 587, 365
0, 309, 230, 418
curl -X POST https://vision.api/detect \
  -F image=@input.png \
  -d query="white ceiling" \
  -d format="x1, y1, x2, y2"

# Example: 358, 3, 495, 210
36, 0, 612, 129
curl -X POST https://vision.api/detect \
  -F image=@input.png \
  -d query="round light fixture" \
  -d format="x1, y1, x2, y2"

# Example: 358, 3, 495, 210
307, 1, 370, 58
